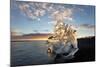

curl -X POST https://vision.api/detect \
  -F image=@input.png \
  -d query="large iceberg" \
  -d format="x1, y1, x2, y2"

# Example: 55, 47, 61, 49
46, 20, 79, 60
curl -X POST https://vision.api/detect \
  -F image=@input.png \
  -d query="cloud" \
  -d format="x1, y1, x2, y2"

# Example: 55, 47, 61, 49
72, 6, 88, 17
11, 29, 23, 36
34, 9, 46, 16
51, 8, 73, 22
33, 30, 39, 33
16, 2, 49, 20
44, 29, 49, 32
80, 24, 95, 29
12, 1, 74, 22
63, 9, 72, 17
76, 23, 95, 38
48, 21, 57, 25
18, 3, 37, 20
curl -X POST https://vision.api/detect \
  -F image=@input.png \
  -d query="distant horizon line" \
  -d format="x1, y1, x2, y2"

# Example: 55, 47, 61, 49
11, 32, 95, 38
11, 36, 95, 42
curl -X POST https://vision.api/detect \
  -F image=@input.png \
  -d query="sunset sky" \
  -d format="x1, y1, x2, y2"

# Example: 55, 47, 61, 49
11, 0, 95, 38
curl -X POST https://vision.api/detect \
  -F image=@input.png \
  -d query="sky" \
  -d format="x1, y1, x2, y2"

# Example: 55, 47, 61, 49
11, 0, 95, 38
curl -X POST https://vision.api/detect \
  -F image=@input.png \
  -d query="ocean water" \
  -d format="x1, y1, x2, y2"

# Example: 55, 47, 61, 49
11, 41, 55, 66
11, 38, 95, 66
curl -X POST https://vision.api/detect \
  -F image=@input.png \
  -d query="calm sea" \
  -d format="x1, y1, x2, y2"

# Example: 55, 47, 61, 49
11, 38, 95, 66
11, 41, 54, 66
